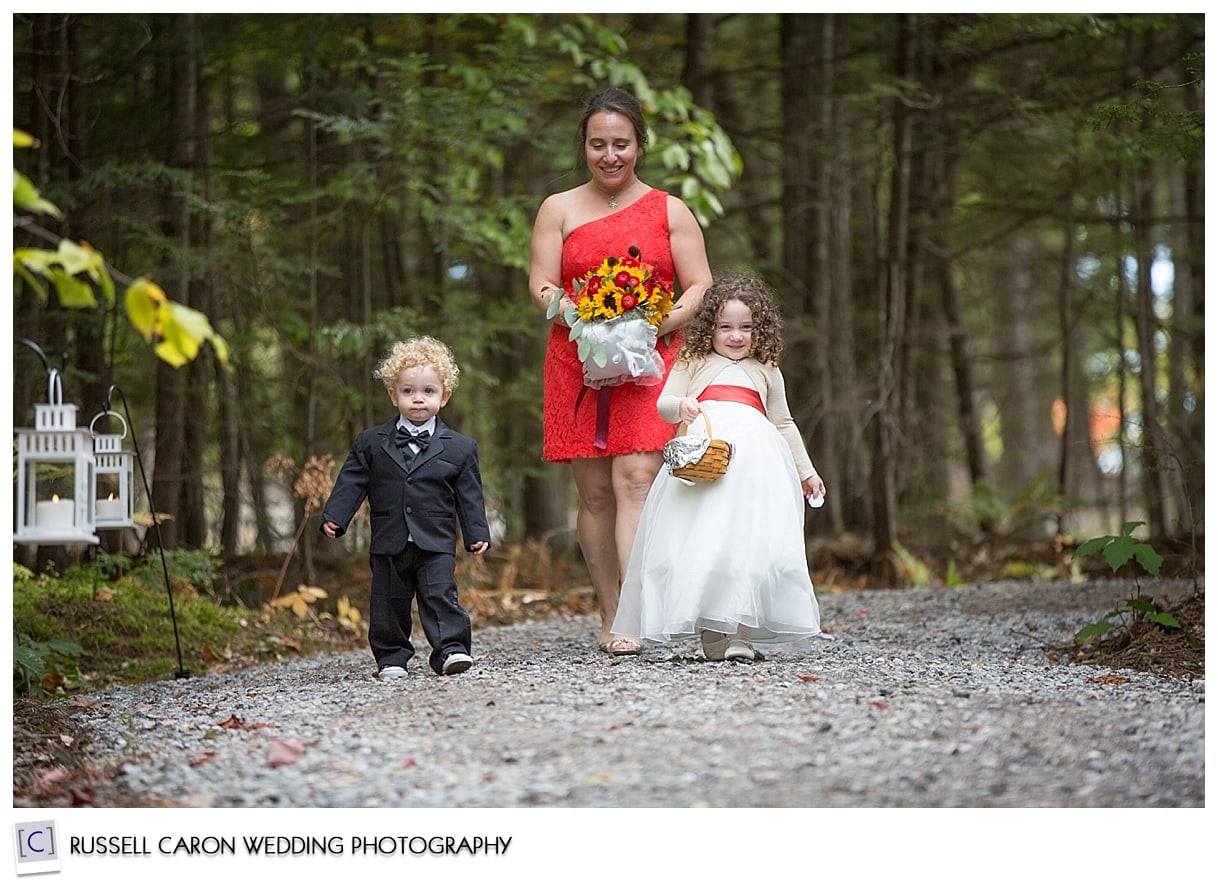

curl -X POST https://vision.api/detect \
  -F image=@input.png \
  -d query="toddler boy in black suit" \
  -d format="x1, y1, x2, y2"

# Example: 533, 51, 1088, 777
320, 336, 490, 679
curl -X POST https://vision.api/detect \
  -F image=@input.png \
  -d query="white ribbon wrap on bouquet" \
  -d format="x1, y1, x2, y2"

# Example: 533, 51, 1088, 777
579, 313, 665, 388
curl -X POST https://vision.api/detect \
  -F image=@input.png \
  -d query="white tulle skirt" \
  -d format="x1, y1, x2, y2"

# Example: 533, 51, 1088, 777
612, 398, 824, 651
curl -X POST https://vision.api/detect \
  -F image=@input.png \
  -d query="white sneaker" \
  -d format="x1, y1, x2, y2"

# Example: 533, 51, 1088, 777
441, 652, 473, 675
725, 640, 755, 662
377, 665, 408, 680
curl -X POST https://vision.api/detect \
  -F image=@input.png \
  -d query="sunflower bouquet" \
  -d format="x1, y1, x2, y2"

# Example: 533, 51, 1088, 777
546, 246, 676, 388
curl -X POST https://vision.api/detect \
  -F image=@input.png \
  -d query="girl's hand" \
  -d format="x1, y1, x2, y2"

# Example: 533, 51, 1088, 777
802, 475, 826, 501
322, 521, 340, 539
467, 541, 489, 555
678, 397, 702, 423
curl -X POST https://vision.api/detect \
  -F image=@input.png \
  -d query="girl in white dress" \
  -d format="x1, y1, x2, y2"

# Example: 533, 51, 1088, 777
612, 275, 830, 662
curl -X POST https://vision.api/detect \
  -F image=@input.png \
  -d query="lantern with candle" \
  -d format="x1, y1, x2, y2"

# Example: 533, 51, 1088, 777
91, 409, 135, 529
14, 365, 99, 546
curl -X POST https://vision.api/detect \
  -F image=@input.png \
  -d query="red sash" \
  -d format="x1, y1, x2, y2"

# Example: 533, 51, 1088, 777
574, 385, 614, 450
697, 384, 766, 416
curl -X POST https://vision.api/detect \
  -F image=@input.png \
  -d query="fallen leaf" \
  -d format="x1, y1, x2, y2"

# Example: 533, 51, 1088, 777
870, 700, 890, 709
856, 608, 869, 616
796, 674, 820, 682
38, 768, 67, 788
218, 714, 272, 730
1087, 673, 1130, 685
400, 758, 417, 768
189, 750, 216, 767
265, 739, 303, 767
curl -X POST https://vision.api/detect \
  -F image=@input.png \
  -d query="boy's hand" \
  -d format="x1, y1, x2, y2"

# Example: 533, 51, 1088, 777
322, 521, 340, 538
467, 541, 489, 555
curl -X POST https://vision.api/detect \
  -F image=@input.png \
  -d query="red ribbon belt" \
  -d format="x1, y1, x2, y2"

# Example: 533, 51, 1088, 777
697, 384, 766, 416
574, 385, 614, 450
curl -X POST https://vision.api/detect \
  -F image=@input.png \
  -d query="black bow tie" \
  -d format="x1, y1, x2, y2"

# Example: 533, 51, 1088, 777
396, 426, 431, 451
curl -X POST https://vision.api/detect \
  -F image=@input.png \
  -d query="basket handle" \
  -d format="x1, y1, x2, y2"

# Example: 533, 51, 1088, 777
679, 409, 714, 439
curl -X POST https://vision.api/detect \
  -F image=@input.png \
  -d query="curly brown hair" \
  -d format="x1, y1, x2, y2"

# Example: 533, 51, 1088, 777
677, 274, 784, 367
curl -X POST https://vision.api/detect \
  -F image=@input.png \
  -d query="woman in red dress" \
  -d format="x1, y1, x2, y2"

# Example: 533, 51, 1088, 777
529, 88, 713, 655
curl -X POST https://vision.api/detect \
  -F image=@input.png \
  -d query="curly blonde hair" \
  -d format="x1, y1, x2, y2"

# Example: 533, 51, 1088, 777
677, 274, 784, 367
373, 336, 461, 393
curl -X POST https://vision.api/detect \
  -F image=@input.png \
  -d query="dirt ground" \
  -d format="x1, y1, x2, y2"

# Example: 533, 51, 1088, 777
12, 534, 1204, 807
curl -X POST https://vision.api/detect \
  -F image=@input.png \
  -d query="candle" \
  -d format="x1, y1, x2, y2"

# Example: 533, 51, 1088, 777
96, 495, 125, 520
36, 495, 75, 529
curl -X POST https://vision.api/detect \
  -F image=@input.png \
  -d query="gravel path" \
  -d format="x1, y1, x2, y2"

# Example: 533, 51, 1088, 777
62, 578, 1203, 810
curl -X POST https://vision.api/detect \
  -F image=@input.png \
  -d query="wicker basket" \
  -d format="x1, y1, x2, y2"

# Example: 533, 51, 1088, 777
666, 412, 732, 483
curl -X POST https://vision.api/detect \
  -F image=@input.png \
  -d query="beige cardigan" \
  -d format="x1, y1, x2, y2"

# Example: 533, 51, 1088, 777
657, 352, 818, 481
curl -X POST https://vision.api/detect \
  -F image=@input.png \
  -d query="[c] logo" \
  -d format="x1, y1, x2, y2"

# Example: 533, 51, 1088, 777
12, 820, 61, 876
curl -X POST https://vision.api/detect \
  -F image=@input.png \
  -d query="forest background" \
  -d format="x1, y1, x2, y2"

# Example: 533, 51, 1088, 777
9, 13, 1205, 602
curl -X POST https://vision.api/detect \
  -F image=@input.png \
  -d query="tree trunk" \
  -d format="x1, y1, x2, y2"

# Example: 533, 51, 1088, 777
151, 14, 200, 550
805, 15, 845, 531
872, 14, 915, 572
1131, 174, 1170, 536
682, 14, 716, 108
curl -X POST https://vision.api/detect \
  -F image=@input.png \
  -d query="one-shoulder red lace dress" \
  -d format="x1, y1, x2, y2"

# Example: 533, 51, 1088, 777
542, 189, 683, 462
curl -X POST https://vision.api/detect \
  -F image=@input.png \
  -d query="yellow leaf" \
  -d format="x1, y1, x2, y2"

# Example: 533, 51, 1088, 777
54, 238, 105, 277
290, 597, 309, 618
13, 171, 62, 217
156, 300, 231, 368
52, 269, 98, 308
125, 278, 167, 344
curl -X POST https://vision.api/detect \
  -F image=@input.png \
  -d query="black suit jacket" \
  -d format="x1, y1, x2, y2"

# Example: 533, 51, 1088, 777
320, 416, 491, 556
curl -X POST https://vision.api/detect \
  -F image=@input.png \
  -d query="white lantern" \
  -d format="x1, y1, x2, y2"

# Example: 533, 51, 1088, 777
91, 410, 135, 530
14, 369, 99, 546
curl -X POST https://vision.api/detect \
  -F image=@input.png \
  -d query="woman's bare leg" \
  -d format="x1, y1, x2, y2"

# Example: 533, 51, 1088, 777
572, 451, 663, 645
611, 451, 664, 577
571, 458, 620, 644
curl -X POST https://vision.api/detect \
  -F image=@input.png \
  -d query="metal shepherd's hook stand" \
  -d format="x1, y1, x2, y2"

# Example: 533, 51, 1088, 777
102, 384, 191, 680
17, 339, 189, 679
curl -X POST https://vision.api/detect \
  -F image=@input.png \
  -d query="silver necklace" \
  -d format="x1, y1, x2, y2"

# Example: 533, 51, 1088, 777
608, 193, 618, 210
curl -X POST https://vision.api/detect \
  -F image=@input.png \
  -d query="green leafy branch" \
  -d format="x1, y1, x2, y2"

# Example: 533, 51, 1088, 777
13, 129, 229, 368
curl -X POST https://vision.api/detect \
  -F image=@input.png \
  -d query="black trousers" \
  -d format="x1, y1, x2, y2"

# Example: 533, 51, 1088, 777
368, 545, 472, 674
